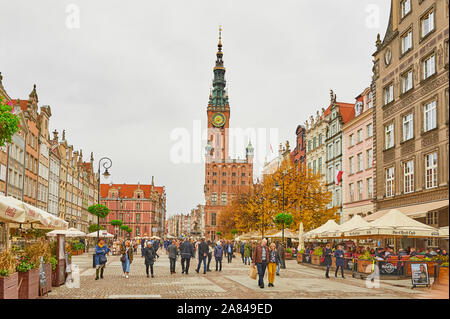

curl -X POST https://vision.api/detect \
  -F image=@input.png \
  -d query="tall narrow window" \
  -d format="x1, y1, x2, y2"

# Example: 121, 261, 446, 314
424, 101, 436, 132
357, 153, 363, 172
357, 180, 363, 200
386, 167, 395, 197
401, 0, 411, 18
367, 177, 373, 198
401, 70, 413, 93
401, 30, 413, 54
385, 123, 394, 149
425, 152, 438, 189
349, 157, 354, 174
421, 10, 434, 38
403, 113, 414, 141
403, 160, 414, 194
366, 149, 373, 169
423, 55, 436, 79
349, 183, 354, 202
384, 84, 394, 105
367, 123, 373, 138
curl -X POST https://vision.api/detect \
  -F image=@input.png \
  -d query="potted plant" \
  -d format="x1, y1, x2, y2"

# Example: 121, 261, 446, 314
16, 256, 39, 299
285, 248, 293, 259
357, 251, 375, 274
437, 260, 449, 286
311, 247, 323, 265
297, 249, 305, 263
0, 250, 18, 299
50, 256, 58, 287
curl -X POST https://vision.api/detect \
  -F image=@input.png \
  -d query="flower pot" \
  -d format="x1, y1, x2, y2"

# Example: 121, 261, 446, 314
311, 255, 321, 265
438, 266, 449, 286
297, 254, 303, 263
0, 272, 19, 299
357, 259, 374, 274
18, 268, 39, 299
285, 253, 292, 260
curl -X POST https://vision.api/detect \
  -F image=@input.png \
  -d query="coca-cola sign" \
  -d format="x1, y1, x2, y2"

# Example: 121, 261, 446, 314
5, 206, 16, 217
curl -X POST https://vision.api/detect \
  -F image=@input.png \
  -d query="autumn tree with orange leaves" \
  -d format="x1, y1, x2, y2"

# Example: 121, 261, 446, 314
217, 153, 339, 237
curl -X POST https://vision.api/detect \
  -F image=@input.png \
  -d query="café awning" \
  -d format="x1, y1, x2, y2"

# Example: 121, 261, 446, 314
318, 215, 371, 238
5, 196, 68, 230
0, 195, 26, 223
345, 209, 439, 238
47, 227, 86, 237
86, 230, 114, 238
266, 229, 298, 239
304, 219, 339, 239
365, 200, 449, 222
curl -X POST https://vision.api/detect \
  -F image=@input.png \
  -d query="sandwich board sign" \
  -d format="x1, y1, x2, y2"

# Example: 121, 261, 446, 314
411, 263, 430, 288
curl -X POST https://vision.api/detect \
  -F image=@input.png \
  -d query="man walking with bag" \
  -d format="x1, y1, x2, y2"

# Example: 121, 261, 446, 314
252, 239, 270, 289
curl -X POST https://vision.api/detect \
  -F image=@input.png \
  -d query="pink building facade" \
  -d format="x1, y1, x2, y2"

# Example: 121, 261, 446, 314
342, 87, 375, 222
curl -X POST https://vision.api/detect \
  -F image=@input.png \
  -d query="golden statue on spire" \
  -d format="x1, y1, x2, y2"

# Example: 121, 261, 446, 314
218, 25, 222, 47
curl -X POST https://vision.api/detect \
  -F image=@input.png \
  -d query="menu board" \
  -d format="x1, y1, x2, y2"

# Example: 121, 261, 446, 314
411, 263, 429, 287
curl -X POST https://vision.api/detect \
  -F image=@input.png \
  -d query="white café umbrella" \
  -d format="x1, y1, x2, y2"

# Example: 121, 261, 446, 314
0, 195, 26, 223
5, 196, 68, 230
86, 230, 114, 238
344, 209, 440, 238
304, 219, 339, 240
47, 227, 86, 237
298, 222, 304, 250
318, 215, 371, 238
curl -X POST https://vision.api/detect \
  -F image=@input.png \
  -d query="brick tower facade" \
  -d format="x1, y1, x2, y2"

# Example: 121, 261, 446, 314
203, 27, 254, 242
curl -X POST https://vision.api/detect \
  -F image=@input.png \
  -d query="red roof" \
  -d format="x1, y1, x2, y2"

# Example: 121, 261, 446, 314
337, 103, 356, 124
10, 99, 28, 112
100, 183, 164, 199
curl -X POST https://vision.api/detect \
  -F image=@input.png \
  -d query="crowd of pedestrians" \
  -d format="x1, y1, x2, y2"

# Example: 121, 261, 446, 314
93, 236, 292, 290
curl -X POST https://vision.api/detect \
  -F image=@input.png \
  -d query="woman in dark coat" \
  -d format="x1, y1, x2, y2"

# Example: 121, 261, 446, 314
94, 239, 110, 280
323, 243, 333, 278
143, 241, 156, 278
334, 244, 345, 278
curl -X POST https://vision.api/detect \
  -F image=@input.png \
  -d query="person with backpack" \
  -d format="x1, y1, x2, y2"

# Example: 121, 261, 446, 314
214, 240, 224, 271
323, 243, 333, 278
94, 239, 110, 280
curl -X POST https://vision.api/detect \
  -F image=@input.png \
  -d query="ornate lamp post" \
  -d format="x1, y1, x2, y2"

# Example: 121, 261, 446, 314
97, 157, 112, 243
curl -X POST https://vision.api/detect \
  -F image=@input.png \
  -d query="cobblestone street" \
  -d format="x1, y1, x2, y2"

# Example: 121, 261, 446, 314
43, 252, 444, 299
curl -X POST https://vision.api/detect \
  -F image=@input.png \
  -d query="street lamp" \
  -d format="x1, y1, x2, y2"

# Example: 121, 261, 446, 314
275, 169, 288, 245
97, 157, 112, 243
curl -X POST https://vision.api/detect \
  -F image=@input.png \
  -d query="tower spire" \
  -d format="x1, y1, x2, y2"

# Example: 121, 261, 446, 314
209, 25, 228, 109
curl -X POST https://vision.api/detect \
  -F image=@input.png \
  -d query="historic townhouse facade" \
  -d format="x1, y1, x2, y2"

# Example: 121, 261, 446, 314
291, 125, 307, 167
100, 181, 166, 238
325, 92, 355, 223
342, 87, 375, 222
48, 133, 61, 217
304, 106, 330, 183
37, 105, 51, 211
371, 0, 449, 249
56, 131, 68, 221
203, 29, 254, 242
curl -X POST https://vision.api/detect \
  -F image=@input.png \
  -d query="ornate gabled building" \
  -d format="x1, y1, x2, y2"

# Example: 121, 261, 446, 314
371, 0, 449, 250
324, 91, 355, 223
203, 27, 254, 242
100, 180, 166, 238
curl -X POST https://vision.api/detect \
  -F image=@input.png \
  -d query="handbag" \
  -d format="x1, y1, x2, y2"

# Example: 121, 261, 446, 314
249, 265, 257, 280
121, 254, 126, 263
320, 256, 325, 263
99, 255, 107, 264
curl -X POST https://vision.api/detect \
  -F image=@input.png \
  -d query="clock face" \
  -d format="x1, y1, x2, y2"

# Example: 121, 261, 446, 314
211, 112, 226, 127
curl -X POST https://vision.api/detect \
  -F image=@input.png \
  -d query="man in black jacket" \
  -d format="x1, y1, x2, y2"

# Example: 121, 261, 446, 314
195, 238, 209, 274
180, 239, 194, 274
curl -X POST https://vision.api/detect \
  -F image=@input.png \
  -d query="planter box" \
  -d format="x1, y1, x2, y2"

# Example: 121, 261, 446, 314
18, 268, 39, 299
437, 267, 449, 286
357, 260, 374, 274
0, 272, 19, 299
52, 269, 58, 287
297, 254, 303, 263
285, 253, 293, 260
311, 255, 321, 265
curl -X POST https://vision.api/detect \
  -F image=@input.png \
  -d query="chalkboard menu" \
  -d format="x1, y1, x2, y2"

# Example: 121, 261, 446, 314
39, 257, 48, 294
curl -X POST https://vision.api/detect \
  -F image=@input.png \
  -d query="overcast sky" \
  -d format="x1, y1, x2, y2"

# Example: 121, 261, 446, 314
0, 0, 389, 217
